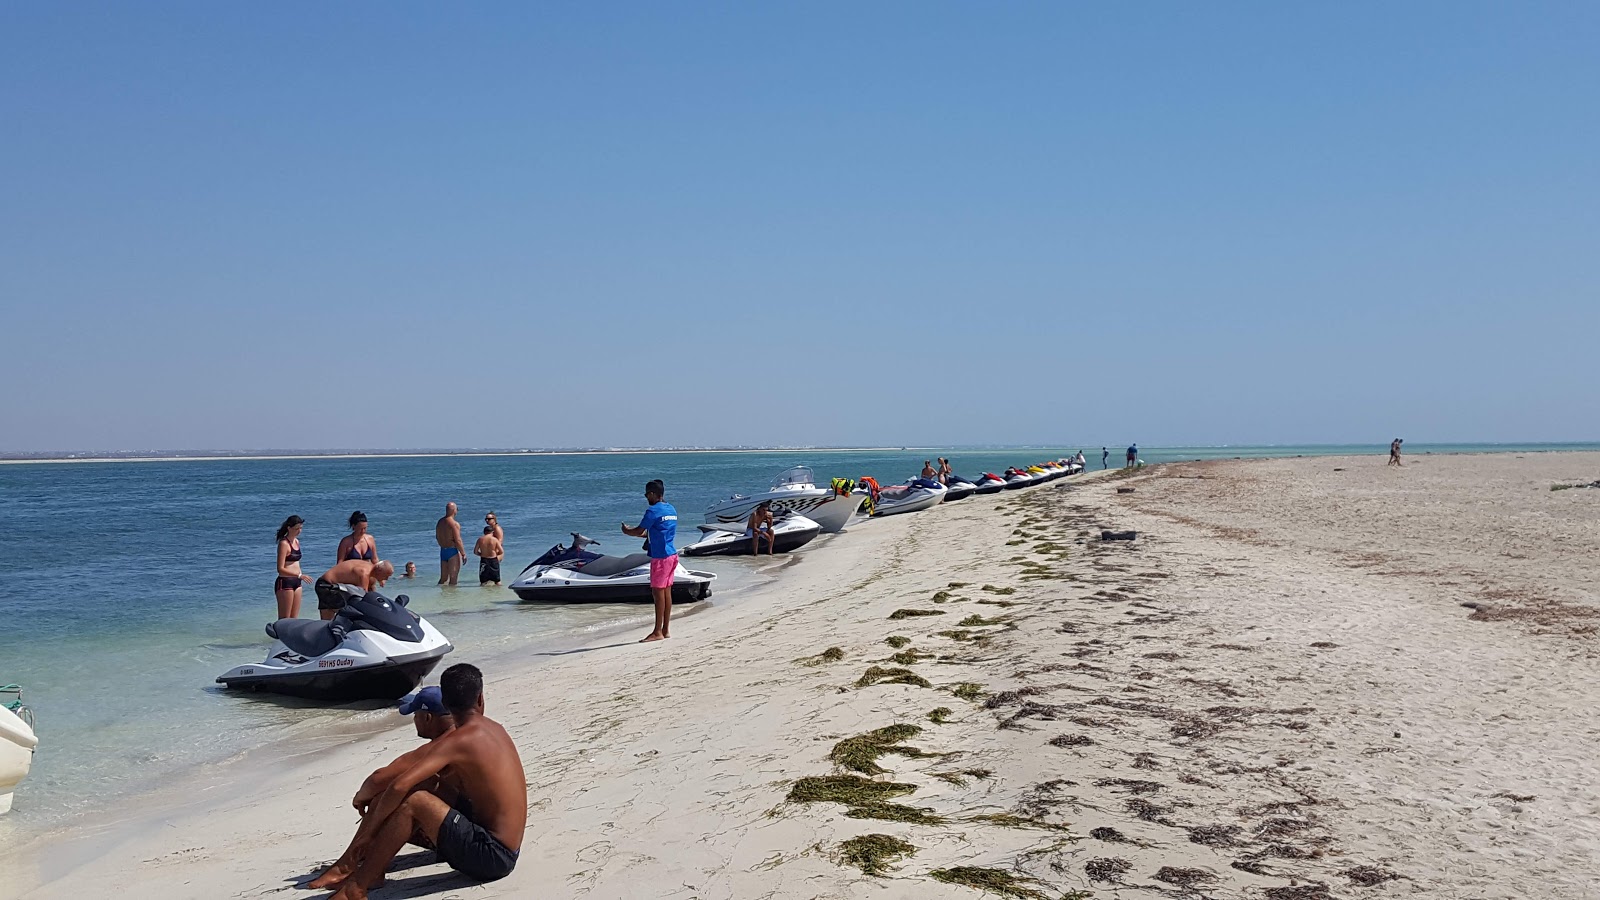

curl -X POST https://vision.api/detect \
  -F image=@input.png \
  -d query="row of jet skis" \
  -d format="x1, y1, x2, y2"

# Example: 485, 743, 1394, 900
216, 459, 1085, 703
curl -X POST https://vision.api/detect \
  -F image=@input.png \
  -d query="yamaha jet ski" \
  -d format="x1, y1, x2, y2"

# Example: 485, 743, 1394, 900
217, 586, 452, 702
681, 512, 823, 557
869, 478, 948, 516
942, 475, 978, 502
1003, 468, 1032, 489
973, 473, 1007, 494
509, 534, 717, 603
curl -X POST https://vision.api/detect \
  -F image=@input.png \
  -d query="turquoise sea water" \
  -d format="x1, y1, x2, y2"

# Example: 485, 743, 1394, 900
0, 442, 1593, 840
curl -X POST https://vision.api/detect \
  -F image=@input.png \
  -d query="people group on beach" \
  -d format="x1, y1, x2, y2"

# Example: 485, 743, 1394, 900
307, 663, 527, 898
273, 503, 507, 619
1389, 438, 1404, 467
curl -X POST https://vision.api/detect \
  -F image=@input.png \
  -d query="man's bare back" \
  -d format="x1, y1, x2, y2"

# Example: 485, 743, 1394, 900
323, 559, 381, 591
436, 516, 461, 549
423, 716, 527, 850
473, 534, 502, 560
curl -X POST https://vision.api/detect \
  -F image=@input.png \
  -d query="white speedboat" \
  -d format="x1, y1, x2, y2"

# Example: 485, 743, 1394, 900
870, 479, 948, 516
704, 466, 866, 534
0, 686, 37, 815
681, 512, 823, 557
510, 535, 716, 603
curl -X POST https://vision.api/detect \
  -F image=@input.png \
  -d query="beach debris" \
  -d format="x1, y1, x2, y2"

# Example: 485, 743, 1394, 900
929, 866, 1050, 899
1339, 864, 1401, 886
981, 584, 1018, 595
797, 646, 845, 666
1550, 480, 1600, 491
1116, 487, 1135, 493
1101, 530, 1138, 541
889, 608, 947, 620
1155, 867, 1217, 888
1263, 885, 1333, 900
932, 768, 993, 786
885, 635, 912, 648
836, 833, 916, 877
829, 724, 935, 774
1125, 798, 1175, 825
1188, 823, 1245, 847
855, 666, 932, 689
846, 801, 945, 824
1491, 791, 1537, 802
957, 614, 1007, 628
952, 682, 987, 701
787, 774, 914, 805
1084, 857, 1133, 882
928, 707, 953, 724
1094, 778, 1164, 794
1089, 826, 1130, 842
890, 648, 934, 665
948, 581, 971, 588
969, 811, 1072, 832
1309, 641, 1339, 649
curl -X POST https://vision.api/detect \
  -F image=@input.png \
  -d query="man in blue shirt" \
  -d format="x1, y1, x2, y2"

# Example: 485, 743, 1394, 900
621, 479, 678, 643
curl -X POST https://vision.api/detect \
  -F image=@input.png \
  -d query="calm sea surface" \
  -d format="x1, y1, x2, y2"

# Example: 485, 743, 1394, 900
0, 443, 1592, 839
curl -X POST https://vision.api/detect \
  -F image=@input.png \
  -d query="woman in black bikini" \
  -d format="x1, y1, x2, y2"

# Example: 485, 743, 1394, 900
275, 515, 311, 619
336, 511, 378, 564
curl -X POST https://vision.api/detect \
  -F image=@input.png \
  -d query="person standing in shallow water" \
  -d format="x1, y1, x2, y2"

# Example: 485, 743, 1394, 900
337, 512, 377, 564
621, 479, 678, 643
436, 502, 465, 585
274, 515, 311, 619
474, 526, 503, 586
1102, 447, 1109, 469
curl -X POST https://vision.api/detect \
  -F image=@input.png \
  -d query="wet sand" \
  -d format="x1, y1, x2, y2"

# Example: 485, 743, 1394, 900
9, 453, 1599, 898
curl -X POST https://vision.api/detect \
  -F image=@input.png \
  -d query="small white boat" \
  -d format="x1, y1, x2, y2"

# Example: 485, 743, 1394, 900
0, 685, 38, 816
869, 479, 948, 516
704, 467, 866, 534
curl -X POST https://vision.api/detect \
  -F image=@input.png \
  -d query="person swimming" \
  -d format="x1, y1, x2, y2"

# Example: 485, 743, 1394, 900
338, 511, 378, 563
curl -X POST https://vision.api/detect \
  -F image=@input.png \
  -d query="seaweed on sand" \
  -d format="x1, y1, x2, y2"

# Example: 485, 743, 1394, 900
952, 682, 987, 701
969, 812, 1071, 832
890, 649, 933, 665
957, 614, 1007, 627
836, 833, 916, 876
889, 608, 947, 620
797, 646, 845, 666
1084, 857, 1132, 882
787, 774, 915, 805
885, 635, 912, 648
928, 707, 953, 724
829, 724, 934, 775
856, 666, 932, 689
933, 768, 993, 786
1154, 867, 1216, 888
846, 801, 946, 824
981, 585, 1018, 595
929, 867, 1048, 899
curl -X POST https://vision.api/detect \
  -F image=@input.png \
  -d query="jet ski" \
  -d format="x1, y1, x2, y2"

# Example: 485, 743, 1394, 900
0, 685, 36, 815
510, 534, 716, 603
1003, 468, 1032, 489
681, 512, 823, 557
942, 475, 978, 502
973, 473, 1007, 495
217, 587, 452, 702
869, 478, 948, 516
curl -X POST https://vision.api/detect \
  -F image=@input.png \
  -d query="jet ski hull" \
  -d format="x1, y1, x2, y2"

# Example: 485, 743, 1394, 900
510, 560, 717, 604
706, 491, 862, 533
217, 649, 447, 702
872, 482, 948, 516
942, 484, 977, 502
682, 515, 823, 557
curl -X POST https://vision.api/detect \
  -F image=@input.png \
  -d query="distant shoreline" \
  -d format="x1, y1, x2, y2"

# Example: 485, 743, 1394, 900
0, 447, 930, 466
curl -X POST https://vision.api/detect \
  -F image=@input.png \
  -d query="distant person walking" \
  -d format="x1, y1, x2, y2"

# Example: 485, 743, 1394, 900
1389, 438, 1404, 467
621, 479, 678, 643
1102, 447, 1109, 469
1125, 444, 1138, 468
337, 511, 377, 564
436, 502, 466, 585
474, 526, 503, 586
274, 515, 311, 619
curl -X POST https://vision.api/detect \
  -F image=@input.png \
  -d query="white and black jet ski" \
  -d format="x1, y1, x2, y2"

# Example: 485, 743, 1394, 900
509, 534, 717, 603
868, 478, 948, 516
1003, 468, 1032, 489
216, 586, 452, 702
681, 512, 823, 557
973, 473, 1008, 494
942, 475, 978, 502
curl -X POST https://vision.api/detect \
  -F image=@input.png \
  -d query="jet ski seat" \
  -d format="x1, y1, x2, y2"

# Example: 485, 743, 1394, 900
267, 617, 342, 657
579, 552, 654, 577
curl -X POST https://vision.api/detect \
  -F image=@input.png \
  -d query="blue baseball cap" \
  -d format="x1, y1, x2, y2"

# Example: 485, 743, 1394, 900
397, 686, 448, 716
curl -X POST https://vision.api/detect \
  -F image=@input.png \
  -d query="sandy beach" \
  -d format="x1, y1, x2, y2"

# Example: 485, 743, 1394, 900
8, 452, 1600, 899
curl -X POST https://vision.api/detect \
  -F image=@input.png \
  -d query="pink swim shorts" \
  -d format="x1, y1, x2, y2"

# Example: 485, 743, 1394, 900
649, 555, 679, 589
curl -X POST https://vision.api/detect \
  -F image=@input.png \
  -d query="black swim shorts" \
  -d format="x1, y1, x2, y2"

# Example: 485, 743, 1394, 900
314, 577, 347, 611
479, 557, 501, 585
435, 806, 518, 881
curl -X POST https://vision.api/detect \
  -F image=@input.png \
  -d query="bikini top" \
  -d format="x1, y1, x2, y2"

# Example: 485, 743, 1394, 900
285, 539, 302, 563
343, 538, 374, 561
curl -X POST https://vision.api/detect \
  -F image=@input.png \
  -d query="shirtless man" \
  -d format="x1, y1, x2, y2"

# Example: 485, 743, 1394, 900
474, 526, 503, 586
921, 460, 938, 480
1389, 438, 1404, 467
748, 501, 776, 555
436, 502, 466, 585
315, 559, 395, 621
308, 688, 456, 889
310, 664, 526, 899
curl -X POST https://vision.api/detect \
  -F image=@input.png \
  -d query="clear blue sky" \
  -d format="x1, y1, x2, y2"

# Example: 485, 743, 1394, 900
3, 3, 1596, 451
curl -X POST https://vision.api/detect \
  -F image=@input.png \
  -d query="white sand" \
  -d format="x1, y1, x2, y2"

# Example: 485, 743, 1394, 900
8, 453, 1599, 899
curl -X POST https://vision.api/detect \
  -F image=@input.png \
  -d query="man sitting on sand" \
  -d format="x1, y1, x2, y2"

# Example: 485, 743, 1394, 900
474, 526, 503, 586
309, 663, 527, 898
315, 559, 395, 621
312, 686, 456, 882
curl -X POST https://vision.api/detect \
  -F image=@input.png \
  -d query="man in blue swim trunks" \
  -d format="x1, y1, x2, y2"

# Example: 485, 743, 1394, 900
310, 664, 527, 899
435, 502, 466, 586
